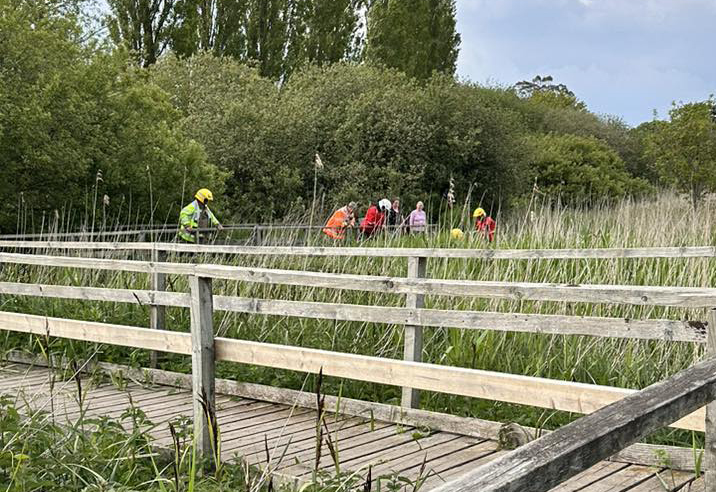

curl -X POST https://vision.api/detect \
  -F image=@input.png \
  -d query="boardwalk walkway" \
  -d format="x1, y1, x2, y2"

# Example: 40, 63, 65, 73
0, 362, 702, 491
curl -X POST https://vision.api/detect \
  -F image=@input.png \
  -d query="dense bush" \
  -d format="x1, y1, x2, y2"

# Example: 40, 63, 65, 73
0, 1, 226, 232
526, 133, 650, 204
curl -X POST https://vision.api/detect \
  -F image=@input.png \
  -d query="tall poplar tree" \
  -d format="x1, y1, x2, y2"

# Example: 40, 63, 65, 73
364, 0, 460, 80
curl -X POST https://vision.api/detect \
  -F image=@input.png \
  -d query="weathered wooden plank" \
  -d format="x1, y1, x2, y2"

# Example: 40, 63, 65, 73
226, 417, 380, 461
0, 335, 706, 433
2, 240, 716, 260
189, 275, 216, 462
2, 281, 704, 343
429, 447, 506, 483
0, 311, 192, 354
566, 465, 657, 492
430, 356, 716, 492
0, 282, 190, 307
389, 437, 493, 483
402, 256, 426, 408
623, 470, 695, 492
336, 433, 463, 475
409, 440, 501, 489
213, 336, 705, 432
218, 408, 315, 440
149, 249, 167, 368
5, 252, 716, 307
707, 307, 716, 491
275, 424, 411, 475
546, 461, 629, 492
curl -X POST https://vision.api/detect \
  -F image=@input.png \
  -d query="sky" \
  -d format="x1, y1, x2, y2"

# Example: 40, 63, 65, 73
454, 0, 716, 126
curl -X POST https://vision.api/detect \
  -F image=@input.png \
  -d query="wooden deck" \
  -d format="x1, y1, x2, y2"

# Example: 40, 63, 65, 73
0, 363, 702, 491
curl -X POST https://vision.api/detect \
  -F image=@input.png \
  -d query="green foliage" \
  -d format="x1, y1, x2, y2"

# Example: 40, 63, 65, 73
645, 98, 716, 207
364, 0, 460, 80
527, 133, 650, 204
151, 60, 529, 221
515, 75, 587, 111
0, 3, 226, 232
106, 0, 175, 67
169, 0, 362, 80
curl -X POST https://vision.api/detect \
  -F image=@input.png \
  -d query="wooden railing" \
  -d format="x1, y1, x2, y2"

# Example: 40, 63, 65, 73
2, 239, 716, 259
433, 348, 716, 492
2, 245, 716, 489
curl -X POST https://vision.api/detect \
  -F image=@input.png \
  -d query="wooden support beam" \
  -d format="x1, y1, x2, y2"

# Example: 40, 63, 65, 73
402, 256, 426, 409
707, 308, 716, 491
189, 276, 216, 465
431, 356, 716, 492
149, 249, 167, 368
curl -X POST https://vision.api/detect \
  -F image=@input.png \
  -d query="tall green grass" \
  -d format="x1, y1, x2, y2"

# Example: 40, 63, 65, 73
2, 192, 715, 447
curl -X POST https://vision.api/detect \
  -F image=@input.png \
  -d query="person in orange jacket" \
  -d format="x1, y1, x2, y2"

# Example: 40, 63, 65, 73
323, 202, 357, 240
473, 207, 496, 242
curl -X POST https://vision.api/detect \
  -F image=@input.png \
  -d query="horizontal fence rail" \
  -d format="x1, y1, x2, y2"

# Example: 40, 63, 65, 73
433, 355, 716, 492
0, 281, 707, 343
3, 252, 716, 307
2, 240, 716, 259
0, 310, 705, 432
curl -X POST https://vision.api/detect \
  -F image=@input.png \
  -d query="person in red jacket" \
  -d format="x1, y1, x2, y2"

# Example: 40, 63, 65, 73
473, 207, 496, 242
360, 199, 390, 238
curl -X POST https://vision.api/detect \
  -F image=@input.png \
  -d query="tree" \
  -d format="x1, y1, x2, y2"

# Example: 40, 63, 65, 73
645, 99, 716, 208
106, 0, 176, 67
514, 75, 587, 111
364, 0, 460, 80
527, 134, 649, 205
0, 1, 225, 232
169, 0, 362, 80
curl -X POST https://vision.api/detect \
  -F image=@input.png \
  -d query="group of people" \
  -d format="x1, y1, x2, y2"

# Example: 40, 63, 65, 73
322, 199, 427, 240
176, 188, 496, 244
322, 199, 496, 243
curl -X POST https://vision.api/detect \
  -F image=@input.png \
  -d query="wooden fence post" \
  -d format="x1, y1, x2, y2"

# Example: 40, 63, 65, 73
402, 256, 427, 409
149, 249, 166, 368
189, 275, 216, 464
706, 307, 716, 490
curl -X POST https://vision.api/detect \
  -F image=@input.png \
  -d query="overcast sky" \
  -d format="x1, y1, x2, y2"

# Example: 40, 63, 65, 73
454, 0, 716, 126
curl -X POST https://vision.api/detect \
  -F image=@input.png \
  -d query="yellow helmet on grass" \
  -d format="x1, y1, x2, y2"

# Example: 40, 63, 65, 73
195, 188, 214, 203
473, 207, 485, 218
450, 228, 464, 239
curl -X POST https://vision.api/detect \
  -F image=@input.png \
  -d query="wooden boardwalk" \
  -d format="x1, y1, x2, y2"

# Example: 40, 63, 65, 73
0, 362, 701, 491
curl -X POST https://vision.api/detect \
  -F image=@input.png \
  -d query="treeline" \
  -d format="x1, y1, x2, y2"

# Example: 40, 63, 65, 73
1, 0, 715, 232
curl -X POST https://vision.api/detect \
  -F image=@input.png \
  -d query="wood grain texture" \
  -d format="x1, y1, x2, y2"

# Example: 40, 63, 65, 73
1, 281, 704, 342
430, 356, 716, 492
189, 275, 216, 460
2, 240, 716, 260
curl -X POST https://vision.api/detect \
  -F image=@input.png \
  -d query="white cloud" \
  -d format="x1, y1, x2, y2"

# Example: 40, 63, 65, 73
454, 0, 716, 125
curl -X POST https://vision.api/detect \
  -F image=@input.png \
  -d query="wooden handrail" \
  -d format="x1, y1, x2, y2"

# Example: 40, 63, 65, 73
2, 252, 716, 307
0, 281, 706, 343
431, 355, 716, 492
0, 310, 705, 432
1, 240, 716, 259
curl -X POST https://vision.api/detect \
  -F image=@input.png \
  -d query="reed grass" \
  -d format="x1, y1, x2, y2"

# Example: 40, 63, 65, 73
1, 191, 715, 449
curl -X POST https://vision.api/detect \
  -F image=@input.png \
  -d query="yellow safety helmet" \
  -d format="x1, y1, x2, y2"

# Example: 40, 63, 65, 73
450, 228, 464, 239
195, 188, 214, 204
473, 207, 485, 218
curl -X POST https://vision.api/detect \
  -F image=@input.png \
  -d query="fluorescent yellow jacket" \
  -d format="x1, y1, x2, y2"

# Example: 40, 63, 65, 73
178, 200, 219, 243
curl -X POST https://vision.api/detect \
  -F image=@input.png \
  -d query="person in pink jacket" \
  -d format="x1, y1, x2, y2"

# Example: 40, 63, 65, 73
408, 201, 427, 233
